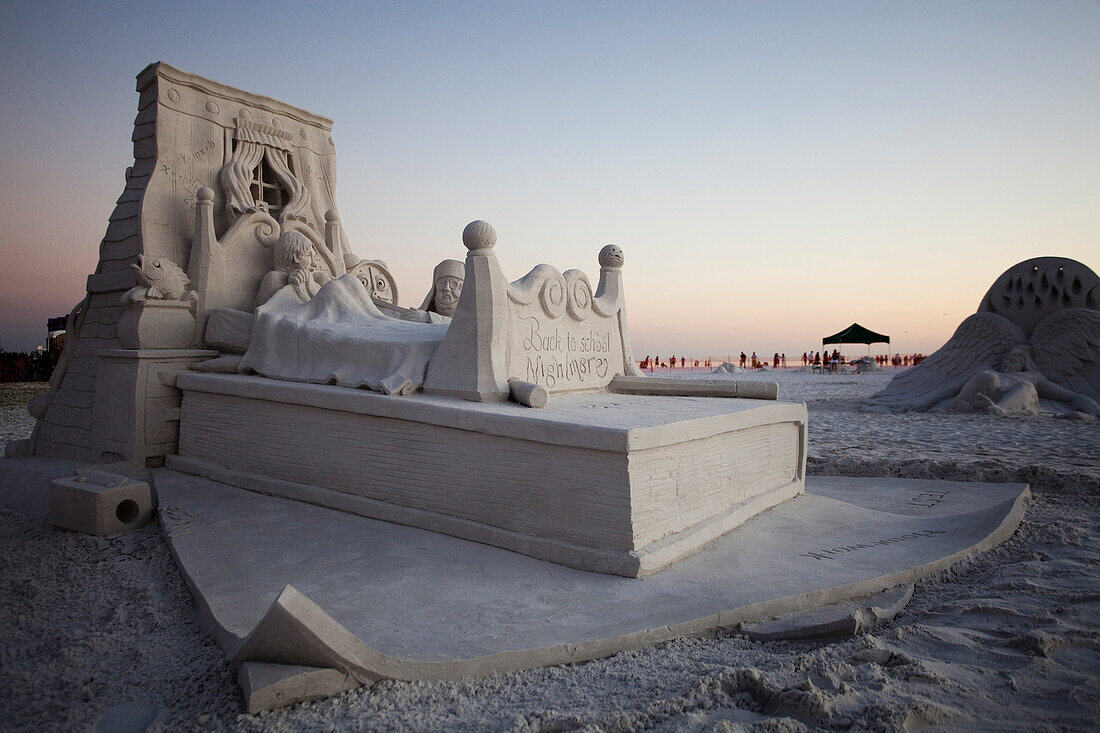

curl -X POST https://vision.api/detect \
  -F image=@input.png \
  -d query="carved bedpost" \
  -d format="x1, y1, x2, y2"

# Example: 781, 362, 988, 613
423, 220, 512, 401
187, 187, 218, 345
325, 209, 351, 276
594, 245, 644, 378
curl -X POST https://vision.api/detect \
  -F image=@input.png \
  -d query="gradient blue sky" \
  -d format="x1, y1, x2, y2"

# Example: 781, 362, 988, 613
1, 1, 1097, 358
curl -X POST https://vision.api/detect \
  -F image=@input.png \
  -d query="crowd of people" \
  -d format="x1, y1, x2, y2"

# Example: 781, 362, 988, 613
887, 353, 926, 367
639, 355, 716, 370
638, 350, 925, 372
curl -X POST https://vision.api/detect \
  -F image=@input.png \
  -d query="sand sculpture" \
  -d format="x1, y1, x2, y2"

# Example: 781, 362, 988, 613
13, 62, 808, 577
852, 356, 881, 373
873, 257, 1100, 418
713, 361, 746, 373
4, 63, 1034, 714
169, 212, 809, 576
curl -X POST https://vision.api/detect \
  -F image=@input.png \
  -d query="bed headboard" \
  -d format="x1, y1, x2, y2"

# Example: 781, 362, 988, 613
423, 221, 642, 402
187, 188, 350, 344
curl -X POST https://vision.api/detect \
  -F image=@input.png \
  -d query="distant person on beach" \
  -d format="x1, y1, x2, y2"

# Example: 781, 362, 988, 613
802, 352, 808, 366
740, 352, 747, 368
781, 353, 786, 368
681, 357, 685, 368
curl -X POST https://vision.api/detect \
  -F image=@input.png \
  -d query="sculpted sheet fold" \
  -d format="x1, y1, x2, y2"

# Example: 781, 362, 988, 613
239, 275, 448, 395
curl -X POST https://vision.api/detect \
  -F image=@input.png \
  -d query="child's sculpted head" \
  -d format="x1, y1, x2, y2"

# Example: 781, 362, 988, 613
276, 231, 317, 272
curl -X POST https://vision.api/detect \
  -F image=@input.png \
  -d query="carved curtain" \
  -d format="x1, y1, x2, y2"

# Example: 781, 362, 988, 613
220, 119, 311, 223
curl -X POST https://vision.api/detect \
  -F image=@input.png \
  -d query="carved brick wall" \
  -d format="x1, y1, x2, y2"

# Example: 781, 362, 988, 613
33, 85, 153, 458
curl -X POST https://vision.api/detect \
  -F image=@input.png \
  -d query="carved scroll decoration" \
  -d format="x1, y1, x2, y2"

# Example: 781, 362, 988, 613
509, 265, 596, 321
564, 270, 593, 321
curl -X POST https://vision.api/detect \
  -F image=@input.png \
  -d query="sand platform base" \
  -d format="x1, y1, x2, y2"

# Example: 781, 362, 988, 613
170, 373, 808, 577
150, 470, 1028, 713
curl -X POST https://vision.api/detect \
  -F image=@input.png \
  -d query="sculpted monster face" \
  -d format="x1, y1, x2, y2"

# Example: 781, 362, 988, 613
598, 244, 624, 269
977, 257, 1099, 338
131, 253, 190, 298
433, 275, 463, 317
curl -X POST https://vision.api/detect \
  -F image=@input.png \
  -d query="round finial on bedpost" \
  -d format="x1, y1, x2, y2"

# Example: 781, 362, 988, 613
599, 244, 624, 269
463, 220, 497, 251
325, 209, 338, 223
197, 187, 214, 203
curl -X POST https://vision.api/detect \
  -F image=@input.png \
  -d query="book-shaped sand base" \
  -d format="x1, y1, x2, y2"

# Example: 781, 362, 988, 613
152, 471, 1028, 713
169, 373, 808, 577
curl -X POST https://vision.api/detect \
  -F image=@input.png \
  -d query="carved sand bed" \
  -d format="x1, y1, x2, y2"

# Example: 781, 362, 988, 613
153, 470, 1027, 712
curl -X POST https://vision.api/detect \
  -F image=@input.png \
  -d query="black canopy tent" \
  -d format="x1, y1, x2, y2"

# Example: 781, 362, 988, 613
823, 323, 890, 346
822, 323, 890, 357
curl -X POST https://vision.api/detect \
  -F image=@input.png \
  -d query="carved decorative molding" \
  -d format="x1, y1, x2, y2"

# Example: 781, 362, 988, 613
140, 62, 334, 132
235, 119, 294, 152
564, 270, 593, 321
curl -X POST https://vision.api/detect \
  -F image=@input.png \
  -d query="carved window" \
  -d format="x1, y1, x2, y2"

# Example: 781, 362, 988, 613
248, 153, 293, 216
220, 119, 311, 223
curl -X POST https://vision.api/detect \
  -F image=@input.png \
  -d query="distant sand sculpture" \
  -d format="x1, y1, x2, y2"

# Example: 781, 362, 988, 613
872, 257, 1100, 418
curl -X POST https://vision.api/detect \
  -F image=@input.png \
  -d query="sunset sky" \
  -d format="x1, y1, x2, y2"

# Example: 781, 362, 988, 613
1, 1, 1097, 359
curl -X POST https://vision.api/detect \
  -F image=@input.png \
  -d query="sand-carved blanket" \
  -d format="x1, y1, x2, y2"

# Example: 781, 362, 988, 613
239, 275, 448, 395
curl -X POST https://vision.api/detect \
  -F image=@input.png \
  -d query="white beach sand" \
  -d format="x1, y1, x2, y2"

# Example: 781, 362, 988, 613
1, 371, 1097, 731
